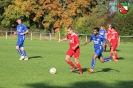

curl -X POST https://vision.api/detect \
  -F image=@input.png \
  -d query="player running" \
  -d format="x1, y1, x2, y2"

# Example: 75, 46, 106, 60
57, 26, 83, 74
109, 26, 119, 62
14, 18, 29, 60
82, 27, 114, 73
104, 24, 112, 51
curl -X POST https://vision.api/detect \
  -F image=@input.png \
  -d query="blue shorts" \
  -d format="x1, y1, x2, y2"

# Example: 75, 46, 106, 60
102, 39, 106, 44
16, 39, 24, 47
94, 49, 103, 57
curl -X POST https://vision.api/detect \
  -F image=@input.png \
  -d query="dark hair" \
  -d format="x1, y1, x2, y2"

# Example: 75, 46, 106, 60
111, 26, 115, 29
67, 26, 73, 30
94, 27, 99, 32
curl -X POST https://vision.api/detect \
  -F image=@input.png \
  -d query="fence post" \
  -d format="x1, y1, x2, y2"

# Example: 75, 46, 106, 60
40, 33, 42, 40
49, 33, 51, 41
86, 35, 87, 42
31, 32, 32, 40
6, 31, 7, 39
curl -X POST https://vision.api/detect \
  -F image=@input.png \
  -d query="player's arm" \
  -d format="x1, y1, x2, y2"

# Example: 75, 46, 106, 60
81, 39, 91, 46
106, 39, 111, 46
20, 30, 29, 35
14, 31, 17, 35
57, 37, 67, 43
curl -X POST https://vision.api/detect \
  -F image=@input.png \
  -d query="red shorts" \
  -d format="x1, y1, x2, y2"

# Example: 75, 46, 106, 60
110, 43, 118, 51
66, 48, 80, 59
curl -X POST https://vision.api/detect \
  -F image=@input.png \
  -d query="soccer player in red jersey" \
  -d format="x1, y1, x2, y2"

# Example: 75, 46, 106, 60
109, 26, 119, 62
104, 24, 112, 51
57, 26, 83, 74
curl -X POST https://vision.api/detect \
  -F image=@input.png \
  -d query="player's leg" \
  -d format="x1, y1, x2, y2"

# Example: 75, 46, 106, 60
114, 44, 118, 61
66, 50, 76, 72
20, 41, 28, 60
115, 50, 118, 61
88, 54, 97, 73
104, 41, 107, 52
74, 49, 82, 74
111, 44, 118, 62
16, 40, 24, 60
99, 55, 113, 62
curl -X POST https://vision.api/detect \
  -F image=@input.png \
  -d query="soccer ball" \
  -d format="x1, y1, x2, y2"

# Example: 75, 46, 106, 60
50, 68, 56, 74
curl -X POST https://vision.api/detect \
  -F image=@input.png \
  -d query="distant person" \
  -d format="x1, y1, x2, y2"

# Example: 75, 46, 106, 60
105, 24, 112, 52
14, 18, 29, 60
99, 26, 106, 50
109, 26, 119, 62
57, 26, 83, 74
82, 27, 114, 73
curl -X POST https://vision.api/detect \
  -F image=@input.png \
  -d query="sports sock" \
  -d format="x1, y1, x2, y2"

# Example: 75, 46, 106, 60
17, 49, 23, 56
115, 53, 118, 59
91, 59, 96, 70
104, 57, 113, 62
110, 52, 113, 57
76, 62, 82, 73
66, 60, 76, 68
22, 50, 27, 57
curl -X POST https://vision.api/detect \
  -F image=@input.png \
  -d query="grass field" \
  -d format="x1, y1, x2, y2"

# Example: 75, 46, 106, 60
0, 38, 133, 88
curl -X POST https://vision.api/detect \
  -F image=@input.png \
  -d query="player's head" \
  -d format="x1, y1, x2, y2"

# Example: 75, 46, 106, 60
17, 18, 22, 24
111, 26, 115, 31
93, 27, 99, 35
67, 26, 74, 34
100, 25, 105, 30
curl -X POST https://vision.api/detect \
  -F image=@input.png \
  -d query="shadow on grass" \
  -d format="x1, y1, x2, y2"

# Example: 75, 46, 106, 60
29, 56, 43, 59
104, 49, 121, 52
23, 80, 133, 88
94, 68, 120, 73
118, 57, 124, 60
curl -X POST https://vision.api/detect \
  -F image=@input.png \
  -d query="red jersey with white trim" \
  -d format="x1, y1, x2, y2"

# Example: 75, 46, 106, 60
67, 33, 79, 50
110, 31, 119, 44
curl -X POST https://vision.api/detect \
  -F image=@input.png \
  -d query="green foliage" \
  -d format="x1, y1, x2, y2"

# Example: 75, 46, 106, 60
111, 11, 133, 36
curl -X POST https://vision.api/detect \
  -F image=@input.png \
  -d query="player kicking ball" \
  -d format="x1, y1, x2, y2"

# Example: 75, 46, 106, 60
14, 18, 29, 60
57, 26, 83, 74
82, 27, 114, 73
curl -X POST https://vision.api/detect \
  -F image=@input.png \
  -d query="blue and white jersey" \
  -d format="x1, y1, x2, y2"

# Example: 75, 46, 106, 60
99, 29, 106, 38
90, 34, 106, 50
16, 24, 28, 40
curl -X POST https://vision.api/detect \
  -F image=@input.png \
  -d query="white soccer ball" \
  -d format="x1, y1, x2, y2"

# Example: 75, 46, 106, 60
50, 68, 56, 74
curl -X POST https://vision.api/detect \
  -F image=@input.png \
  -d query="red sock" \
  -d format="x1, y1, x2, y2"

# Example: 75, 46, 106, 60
66, 60, 76, 68
115, 53, 118, 59
76, 62, 82, 73
110, 52, 113, 57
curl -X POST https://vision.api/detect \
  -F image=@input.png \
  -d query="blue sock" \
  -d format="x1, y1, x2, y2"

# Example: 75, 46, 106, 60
17, 49, 23, 56
91, 59, 96, 70
104, 57, 113, 62
22, 50, 27, 57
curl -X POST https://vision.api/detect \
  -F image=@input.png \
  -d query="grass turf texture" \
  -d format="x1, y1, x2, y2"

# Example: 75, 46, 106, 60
0, 38, 133, 88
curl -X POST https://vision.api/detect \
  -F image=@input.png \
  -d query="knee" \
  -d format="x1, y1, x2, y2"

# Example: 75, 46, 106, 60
75, 59, 78, 64
16, 46, 19, 49
65, 55, 70, 61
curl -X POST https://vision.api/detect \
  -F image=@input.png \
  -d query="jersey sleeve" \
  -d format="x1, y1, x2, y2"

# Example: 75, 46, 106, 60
23, 24, 28, 31
67, 34, 69, 39
89, 35, 93, 41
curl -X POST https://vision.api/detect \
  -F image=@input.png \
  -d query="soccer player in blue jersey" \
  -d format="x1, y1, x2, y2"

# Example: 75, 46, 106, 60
82, 27, 113, 73
14, 18, 29, 60
99, 26, 106, 51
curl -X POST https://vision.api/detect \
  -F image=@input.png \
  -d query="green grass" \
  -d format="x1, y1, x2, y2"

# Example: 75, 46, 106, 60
0, 38, 133, 88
